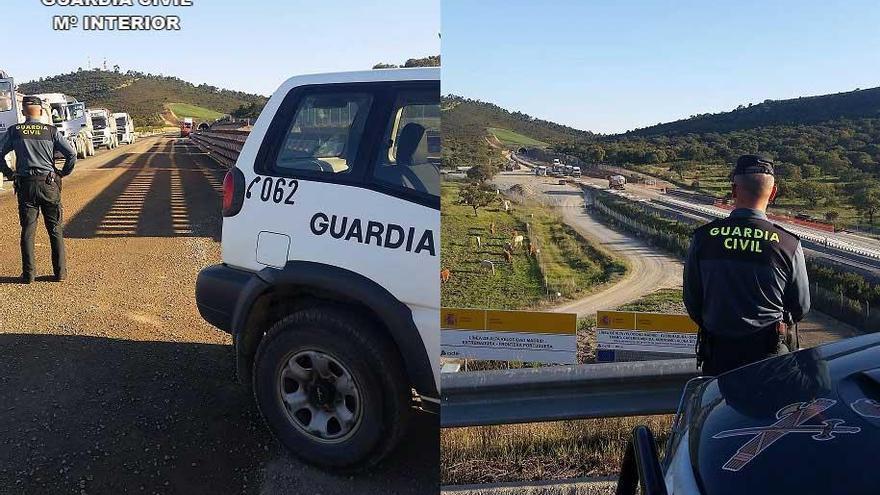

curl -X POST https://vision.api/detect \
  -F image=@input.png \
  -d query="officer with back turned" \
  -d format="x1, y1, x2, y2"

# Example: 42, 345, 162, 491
0, 96, 76, 283
683, 155, 811, 375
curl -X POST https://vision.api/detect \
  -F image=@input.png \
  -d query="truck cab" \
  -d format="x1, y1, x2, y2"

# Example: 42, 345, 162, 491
180, 118, 193, 137
618, 333, 880, 495
89, 108, 119, 150
195, 68, 440, 469
572, 166, 581, 177
32, 93, 95, 159
113, 112, 136, 145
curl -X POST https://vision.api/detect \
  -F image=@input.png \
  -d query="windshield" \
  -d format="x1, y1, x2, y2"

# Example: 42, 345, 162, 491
0, 82, 12, 112
116, 117, 126, 127
93, 116, 107, 129
68, 104, 85, 120
51, 103, 66, 123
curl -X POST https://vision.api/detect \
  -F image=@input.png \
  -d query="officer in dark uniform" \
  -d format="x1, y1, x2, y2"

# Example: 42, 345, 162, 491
0, 96, 77, 284
683, 155, 811, 375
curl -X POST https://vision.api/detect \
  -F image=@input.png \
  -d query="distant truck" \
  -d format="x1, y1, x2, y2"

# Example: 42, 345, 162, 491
572, 166, 581, 177
180, 117, 193, 137
535, 165, 548, 176
113, 113, 136, 145
89, 108, 119, 150
34, 93, 95, 159
609, 174, 626, 190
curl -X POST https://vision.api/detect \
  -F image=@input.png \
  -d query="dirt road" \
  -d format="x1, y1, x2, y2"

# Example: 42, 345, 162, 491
493, 171, 681, 317
493, 171, 857, 344
0, 136, 437, 494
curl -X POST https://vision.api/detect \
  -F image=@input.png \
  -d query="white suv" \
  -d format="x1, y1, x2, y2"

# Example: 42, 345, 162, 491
196, 68, 440, 468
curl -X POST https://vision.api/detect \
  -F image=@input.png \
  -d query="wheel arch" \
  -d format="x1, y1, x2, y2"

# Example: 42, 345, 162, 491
232, 261, 437, 398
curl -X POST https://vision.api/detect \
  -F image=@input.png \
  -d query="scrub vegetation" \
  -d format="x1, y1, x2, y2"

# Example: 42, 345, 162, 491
19, 69, 267, 128
440, 181, 625, 310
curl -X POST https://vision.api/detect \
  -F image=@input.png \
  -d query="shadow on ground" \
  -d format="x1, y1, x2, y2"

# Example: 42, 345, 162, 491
66, 139, 224, 240
0, 334, 438, 494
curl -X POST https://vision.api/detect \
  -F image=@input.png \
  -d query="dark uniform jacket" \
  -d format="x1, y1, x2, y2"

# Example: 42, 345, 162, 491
0, 118, 77, 178
683, 208, 811, 337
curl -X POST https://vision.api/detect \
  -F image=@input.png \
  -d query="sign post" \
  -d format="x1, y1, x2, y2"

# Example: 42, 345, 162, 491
596, 310, 698, 362
441, 308, 577, 364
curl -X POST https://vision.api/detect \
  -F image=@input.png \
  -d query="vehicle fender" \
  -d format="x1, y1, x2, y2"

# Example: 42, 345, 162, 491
231, 260, 437, 397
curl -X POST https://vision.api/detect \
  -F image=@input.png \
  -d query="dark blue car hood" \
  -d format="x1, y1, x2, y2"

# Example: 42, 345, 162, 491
685, 333, 880, 494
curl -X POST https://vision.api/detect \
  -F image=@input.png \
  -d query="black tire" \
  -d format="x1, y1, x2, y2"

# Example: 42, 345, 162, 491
253, 306, 411, 469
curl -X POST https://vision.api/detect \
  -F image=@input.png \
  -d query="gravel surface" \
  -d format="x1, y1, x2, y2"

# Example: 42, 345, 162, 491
0, 136, 438, 494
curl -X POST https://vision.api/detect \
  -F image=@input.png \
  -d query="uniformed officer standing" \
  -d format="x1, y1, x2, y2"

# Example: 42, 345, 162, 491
0, 96, 77, 284
683, 155, 811, 375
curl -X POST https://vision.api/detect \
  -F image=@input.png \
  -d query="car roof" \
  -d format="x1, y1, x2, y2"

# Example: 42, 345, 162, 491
274, 67, 439, 97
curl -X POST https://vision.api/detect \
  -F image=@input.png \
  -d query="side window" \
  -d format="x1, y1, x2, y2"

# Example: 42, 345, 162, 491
373, 91, 440, 197
273, 92, 373, 175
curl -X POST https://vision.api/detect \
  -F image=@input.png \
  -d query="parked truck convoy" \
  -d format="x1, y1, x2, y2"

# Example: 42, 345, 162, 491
114, 112, 136, 145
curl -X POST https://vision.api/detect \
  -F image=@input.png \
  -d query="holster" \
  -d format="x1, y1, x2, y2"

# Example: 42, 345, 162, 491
695, 328, 709, 368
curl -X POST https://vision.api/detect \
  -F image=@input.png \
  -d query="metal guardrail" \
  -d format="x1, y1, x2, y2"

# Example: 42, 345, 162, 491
440, 359, 698, 427
189, 128, 250, 168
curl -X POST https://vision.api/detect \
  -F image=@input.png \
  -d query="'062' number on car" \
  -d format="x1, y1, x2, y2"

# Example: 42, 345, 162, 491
246, 177, 299, 205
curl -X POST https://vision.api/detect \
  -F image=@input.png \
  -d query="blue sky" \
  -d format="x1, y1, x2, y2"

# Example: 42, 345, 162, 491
4, 0, 439, 96
442, 0, 880, 134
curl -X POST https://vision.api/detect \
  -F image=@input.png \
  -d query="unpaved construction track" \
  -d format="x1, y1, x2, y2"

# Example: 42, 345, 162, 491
0, 136, 437, 494
493, 171, 856, 345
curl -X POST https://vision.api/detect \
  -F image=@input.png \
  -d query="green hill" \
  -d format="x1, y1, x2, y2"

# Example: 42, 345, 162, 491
552, 87, 880, 228
442, 95, 591, 172
626, 86, 880, 136
19, 69, 267, 128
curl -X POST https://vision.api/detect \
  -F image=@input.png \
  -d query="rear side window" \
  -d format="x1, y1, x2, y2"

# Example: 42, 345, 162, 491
372, 91, 440, 197
274, 93, 374, 175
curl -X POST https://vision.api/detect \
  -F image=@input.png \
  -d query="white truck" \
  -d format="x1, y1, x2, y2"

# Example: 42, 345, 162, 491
535, 165, 548, 176
572, 166, 582, 177
33, 93, 95, 159
609, 174, 627, 190
195, 67, 440, 469
113, 112, 136, 145
89, 108, 119, 150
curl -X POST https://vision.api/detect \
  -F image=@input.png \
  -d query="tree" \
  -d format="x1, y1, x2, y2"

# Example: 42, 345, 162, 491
458, 183, 496, 216
853, 182, 880, 224
825, 210, 840, 223
668, 162, 692, 181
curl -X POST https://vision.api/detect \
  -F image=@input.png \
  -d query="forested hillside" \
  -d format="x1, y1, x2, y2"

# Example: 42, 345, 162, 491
626, 86, 880, 136
442, 95, 592, 176
444, 84, 880, 227
556, 89, 880, 226
19, 69, 267, 127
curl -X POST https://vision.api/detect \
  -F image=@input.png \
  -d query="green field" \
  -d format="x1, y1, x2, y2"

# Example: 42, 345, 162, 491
488, 127, 549, 148
441, 181, 625, 310
166, 103, 224, 122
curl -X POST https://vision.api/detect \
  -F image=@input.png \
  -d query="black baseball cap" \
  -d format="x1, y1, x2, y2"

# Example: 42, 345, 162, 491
21, 96, 42, 106
732, 154, 774, 177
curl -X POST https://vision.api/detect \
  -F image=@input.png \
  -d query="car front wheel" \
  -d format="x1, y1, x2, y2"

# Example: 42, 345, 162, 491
253, 307, 411, 469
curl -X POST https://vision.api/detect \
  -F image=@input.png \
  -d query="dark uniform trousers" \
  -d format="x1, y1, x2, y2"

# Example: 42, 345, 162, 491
17, 175, 65, 278
700, 325, 787, 376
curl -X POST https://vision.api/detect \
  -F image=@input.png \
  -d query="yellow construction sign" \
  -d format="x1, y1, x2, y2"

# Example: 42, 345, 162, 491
441, 308, 577, 364
596, 310, 698, 362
